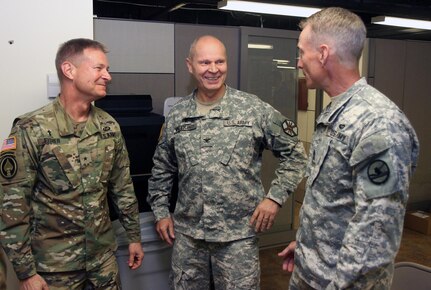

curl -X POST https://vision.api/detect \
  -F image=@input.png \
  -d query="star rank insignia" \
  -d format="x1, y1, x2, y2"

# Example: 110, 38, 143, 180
282, 120, 298, 137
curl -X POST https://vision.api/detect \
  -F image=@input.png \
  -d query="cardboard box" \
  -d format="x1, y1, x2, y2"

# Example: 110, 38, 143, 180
404, 210, 431, 235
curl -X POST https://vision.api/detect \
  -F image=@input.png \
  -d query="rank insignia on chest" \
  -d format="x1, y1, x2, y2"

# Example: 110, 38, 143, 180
1, 137, 16, 152
0, 152, 18, 179
101, 132, 116, 139
282, 120, 298, 137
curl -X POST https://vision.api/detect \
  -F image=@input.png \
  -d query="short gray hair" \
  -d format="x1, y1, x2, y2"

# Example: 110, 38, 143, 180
299, 7, 366, 65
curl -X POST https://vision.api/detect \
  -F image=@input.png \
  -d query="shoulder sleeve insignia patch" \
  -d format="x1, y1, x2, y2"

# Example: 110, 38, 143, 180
1, 137, 16, 152
367, 159, 390, 185
0, 152, 18, 179
282, 120, 298, 137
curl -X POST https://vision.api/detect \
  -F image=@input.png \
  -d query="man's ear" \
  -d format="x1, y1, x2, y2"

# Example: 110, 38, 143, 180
61, 61, 75, 80
319, 44, 329, 66
186, 57, 193, 74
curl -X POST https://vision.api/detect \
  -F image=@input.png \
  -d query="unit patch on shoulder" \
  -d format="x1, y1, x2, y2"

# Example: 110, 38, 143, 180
1, 137, 16, 152
367, 159, 390, 185
282, 120, 298, 137
0, 152, 18, 179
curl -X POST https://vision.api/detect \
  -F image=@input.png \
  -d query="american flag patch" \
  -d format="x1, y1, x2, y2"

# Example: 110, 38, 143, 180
1, 137, 16, 152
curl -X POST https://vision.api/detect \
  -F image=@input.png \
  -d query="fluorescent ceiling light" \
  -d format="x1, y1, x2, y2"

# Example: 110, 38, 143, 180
277, 65, 296, 70
273, 59, 290, 64
248, 43, 273, 49
218, 0, 320, 18
371, 16, 431, 30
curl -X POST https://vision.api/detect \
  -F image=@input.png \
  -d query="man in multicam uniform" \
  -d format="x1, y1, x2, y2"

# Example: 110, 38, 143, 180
0, 38, 144, 289
147, 35, 307, 289
278, 7, 420, 290
0, 185, 6, 290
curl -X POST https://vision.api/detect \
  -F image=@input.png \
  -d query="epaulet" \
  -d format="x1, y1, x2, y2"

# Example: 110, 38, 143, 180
13, 115, 37, 128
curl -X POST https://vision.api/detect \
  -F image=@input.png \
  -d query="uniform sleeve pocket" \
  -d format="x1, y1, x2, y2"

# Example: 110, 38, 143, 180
350, 134, 391, 168
100, 143, 115, 182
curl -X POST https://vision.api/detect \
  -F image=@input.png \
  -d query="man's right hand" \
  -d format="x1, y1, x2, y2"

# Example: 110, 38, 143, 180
20, 274, 49, 290
277, 241, 296, 272
156, 217, 175, 246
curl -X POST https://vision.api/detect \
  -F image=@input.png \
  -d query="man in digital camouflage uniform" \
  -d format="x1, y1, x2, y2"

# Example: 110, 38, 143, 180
0, 38, 144, 289
148, 35, 307, 289
278, 7, 420, 289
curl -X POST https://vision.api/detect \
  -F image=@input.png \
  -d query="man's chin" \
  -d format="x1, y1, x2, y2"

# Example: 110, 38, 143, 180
93, 93, 107, 102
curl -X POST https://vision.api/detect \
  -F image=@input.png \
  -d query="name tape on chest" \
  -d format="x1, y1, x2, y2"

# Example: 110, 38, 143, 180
38, 138, 61, 145
223, 120, 252, 127
325, 127, 346, 143
176, 123, 197, 132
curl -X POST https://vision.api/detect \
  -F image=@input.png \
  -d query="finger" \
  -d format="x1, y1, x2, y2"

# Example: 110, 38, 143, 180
266, 216, 275, 230
278, 247, 290, 256
156, 225, 165, 241
130, 255, 142, 269
288, 257, 295, 272
128, 252, 135, 267
162, 230, 173, 245
168, 223, 176, 240
260, 217, 271, 232
255, 218, 263, 232
282, 260, 289, 271
250, 209, 259, 225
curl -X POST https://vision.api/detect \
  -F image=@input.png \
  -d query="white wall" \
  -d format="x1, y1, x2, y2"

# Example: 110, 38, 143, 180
0, 0, 93, 141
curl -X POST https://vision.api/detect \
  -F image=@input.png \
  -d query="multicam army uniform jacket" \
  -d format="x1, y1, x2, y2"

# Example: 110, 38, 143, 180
295, 78, 420, 289
0, 97, 141, 280
148, 85, 307, 242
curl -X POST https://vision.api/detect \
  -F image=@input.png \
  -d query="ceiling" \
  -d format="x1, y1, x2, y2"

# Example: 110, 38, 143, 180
93, 0, 431, 41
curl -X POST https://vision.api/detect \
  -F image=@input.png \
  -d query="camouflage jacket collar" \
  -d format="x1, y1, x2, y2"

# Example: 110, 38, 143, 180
317, 78, 367, 126
186, 85, 233, 120
52, 97, 99, 137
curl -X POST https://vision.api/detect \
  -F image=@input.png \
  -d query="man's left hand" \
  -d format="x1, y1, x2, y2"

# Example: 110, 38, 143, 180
250, 198, 280, 232
128, 242, 144, 270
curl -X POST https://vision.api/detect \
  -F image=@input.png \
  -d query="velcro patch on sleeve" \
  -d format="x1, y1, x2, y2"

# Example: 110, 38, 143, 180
1, 137, 16, 152
282, 120, 298, 137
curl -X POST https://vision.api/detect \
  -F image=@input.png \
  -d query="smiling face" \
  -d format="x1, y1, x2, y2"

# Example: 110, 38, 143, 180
71, 48, 112, 101
297, 25, 325, 90
186, 36, 227, 100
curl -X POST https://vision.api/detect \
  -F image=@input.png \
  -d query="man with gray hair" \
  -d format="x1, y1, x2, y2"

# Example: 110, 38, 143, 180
278, 7, 420, 289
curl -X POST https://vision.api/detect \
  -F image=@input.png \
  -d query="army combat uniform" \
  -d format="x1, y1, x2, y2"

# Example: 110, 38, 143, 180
0, 97, 141, 288
148, 85, 307, 289
0, 185, 6, 290
292, 78, 420, 290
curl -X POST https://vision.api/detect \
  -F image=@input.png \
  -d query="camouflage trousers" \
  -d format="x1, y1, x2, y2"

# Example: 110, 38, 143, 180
40, 251, 121, 290
0, 248, 6, 290
170, 233, 260, 290
289, 269, 316, 290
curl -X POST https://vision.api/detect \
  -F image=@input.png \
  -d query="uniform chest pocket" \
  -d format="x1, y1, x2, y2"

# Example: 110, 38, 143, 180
219, 126, 257, 166
174, 130, 199, 167
307, 138, 332, 187
40, 145, 80, 193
